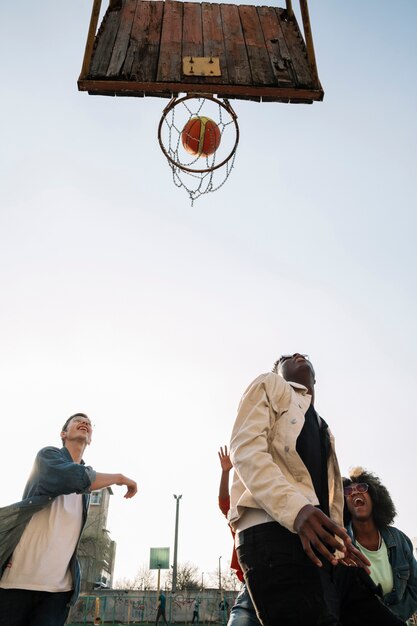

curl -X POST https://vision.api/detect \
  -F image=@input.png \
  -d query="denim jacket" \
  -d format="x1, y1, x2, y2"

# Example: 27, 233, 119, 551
0, 446, 95, 605
347, 523, 417, 621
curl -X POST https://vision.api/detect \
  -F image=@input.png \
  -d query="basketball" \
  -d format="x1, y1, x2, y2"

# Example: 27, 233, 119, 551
181, 116, 221, 157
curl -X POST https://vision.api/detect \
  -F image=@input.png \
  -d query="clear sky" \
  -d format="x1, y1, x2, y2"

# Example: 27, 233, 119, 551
1, 0, 416, 586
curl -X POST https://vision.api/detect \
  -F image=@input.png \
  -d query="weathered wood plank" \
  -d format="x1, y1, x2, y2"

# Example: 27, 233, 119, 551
89, 7, 121, 78
182, 3, 216, 88
239, 5, 275, 86
201, 2, 229, 85
79, 77, 320, 102
182, 2, 203, 59
123, 0, 163, 82
157, 1, 183, 82
107, 0, 137, 77
257, 6, 293, 87
278, 9, 312, 87
220, 4, 252, 86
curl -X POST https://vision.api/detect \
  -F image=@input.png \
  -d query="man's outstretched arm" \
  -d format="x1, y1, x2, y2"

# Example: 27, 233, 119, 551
90, 473, 138, 498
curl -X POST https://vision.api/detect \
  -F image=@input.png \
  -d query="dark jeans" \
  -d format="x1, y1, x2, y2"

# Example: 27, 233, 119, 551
236, 522, 407, 626
333, 566, 407, 626
236, 522, 339, 626
0, 588, 72, 626
155, 607, 168, 625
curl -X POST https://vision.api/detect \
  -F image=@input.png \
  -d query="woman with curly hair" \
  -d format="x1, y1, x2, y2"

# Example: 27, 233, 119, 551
343, 467, 417, 622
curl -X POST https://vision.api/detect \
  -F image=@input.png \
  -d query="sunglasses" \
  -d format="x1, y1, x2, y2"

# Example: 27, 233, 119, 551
343, 483, 369, 497
73, 417, 94, 428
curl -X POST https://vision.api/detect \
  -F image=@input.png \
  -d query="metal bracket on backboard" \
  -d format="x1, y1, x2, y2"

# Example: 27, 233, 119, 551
182, 56, 221, 77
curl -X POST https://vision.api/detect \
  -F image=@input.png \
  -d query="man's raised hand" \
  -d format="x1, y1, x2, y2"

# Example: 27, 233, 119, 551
218, 446, 233, 472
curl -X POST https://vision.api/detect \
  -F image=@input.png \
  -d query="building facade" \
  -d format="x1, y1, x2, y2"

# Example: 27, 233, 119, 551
78, 488, 116, 592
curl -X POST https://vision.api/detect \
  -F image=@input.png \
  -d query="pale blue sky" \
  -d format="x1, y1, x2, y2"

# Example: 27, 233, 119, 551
1, 0, 416, 584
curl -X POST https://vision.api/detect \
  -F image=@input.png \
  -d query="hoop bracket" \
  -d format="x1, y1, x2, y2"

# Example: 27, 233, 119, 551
182, 57, 221, 77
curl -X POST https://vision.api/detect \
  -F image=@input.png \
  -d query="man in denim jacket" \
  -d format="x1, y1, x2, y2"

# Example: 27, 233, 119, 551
0, 412, 137, 626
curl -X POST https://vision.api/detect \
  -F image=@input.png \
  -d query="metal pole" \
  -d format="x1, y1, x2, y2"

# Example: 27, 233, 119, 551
218, 556, 222, 594
172, 495, 182, 594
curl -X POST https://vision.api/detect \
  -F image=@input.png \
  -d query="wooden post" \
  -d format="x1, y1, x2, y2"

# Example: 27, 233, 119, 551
298, 0, 320, 88
79, 0, 103, 80
285, 1, 294, 18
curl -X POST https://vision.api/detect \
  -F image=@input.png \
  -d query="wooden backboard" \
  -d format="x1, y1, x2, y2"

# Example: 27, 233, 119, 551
78, 0, 323, 103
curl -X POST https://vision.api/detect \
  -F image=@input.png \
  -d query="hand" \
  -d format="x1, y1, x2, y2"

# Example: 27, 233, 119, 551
294, 504, 356, 568
218, 446, 233, 472
116, 475, 138, 499
338, 542, 371, 573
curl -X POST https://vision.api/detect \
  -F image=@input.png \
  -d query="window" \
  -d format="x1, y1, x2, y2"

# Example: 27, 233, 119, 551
90, 491, 102, 505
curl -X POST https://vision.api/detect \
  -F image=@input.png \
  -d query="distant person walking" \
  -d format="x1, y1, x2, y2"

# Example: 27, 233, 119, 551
191, 597, 200, 624
0, 412, 138, 626
155, 591, 168, 625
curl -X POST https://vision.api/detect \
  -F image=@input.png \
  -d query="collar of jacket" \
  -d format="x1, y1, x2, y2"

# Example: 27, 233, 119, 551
60, 446, 86, 465
347, 523, 396, 550
287, 380, 310, 394
380, 526, 396, 549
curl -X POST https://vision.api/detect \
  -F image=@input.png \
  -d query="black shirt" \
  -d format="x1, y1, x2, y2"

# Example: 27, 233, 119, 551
296, 404, 330, 516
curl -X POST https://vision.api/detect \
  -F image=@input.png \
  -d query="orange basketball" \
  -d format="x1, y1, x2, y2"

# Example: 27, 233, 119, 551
181, 116, 221, 157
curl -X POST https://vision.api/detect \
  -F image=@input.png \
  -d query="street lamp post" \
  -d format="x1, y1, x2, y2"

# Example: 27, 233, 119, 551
201, 571, 204, 591
218, 556, 222, 594
172, 494, 182, 594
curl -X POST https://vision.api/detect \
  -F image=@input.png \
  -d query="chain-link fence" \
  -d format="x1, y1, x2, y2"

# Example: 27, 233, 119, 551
68, 589, 238, 625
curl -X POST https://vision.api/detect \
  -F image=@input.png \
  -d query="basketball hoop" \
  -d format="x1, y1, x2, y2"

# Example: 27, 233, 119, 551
158, 94, 239, 204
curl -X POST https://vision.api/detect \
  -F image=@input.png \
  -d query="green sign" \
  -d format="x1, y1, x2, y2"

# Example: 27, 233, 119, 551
149, 547, 170, 570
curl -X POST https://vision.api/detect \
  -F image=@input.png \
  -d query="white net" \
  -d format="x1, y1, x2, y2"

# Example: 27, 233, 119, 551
158, 95, 239, 205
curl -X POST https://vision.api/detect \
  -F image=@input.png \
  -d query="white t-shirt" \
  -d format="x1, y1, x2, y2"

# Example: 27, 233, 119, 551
0, 493, 83, 592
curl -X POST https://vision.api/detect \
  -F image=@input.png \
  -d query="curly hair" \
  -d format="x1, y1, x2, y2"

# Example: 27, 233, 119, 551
343, 467, 397, 529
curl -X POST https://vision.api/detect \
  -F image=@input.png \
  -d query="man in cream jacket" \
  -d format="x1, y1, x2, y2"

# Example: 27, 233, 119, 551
229, 353, 368, 625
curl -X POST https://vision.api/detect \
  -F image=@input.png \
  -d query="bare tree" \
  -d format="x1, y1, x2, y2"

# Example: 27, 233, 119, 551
207, 567, 239, 591
114, 564, 156, 590
164, 561, 200, 591
133, 564, 156, 590
220, 569, 240, 591
114, 576, 135, 589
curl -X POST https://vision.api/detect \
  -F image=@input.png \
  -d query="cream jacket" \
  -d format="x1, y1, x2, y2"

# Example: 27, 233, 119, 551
229, 372, 344, 533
